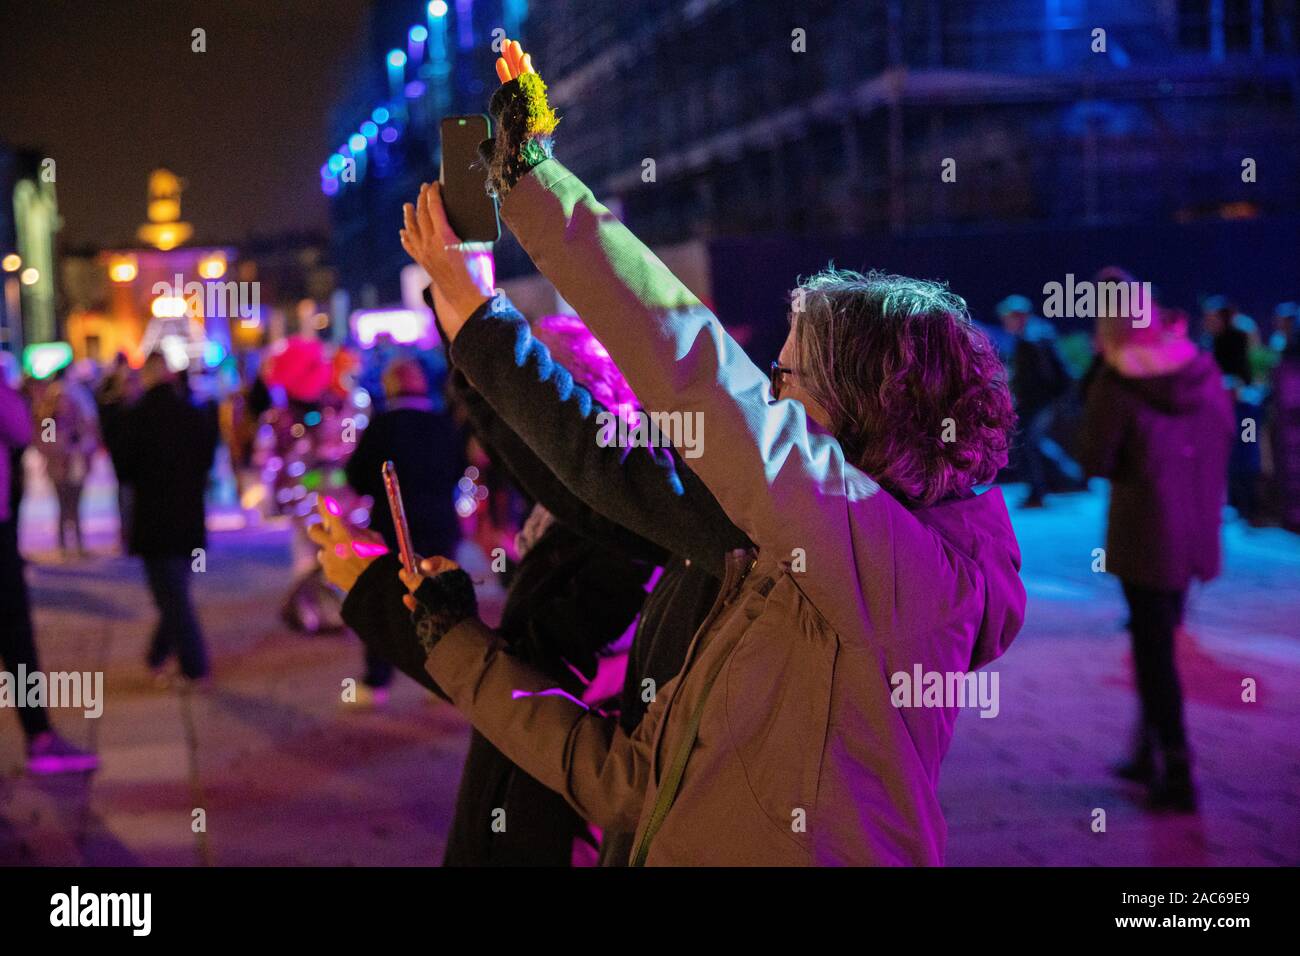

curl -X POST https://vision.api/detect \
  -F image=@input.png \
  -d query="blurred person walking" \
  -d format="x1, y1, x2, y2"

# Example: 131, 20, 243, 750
1081, 279, 1233, 812
1202, 296, 1264, 522
112, 354, 219, 684
94, 353, 140, 554
32, 370, 98, 558
0, 374, 99, 773
998, 295, 1073, 508
342, 358, 462, 706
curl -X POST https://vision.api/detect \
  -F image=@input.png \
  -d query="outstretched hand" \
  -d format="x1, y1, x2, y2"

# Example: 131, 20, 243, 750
399, 182, 495, 341
495, 38, 537, 84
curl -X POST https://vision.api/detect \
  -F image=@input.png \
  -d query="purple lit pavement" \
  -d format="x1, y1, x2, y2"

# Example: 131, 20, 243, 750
2, 458, 1298, 866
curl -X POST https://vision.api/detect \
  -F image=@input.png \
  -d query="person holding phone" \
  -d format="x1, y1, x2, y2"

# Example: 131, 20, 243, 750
320, 41, 1026, 865
320, 319, 655, 866
342, 358, 462, 706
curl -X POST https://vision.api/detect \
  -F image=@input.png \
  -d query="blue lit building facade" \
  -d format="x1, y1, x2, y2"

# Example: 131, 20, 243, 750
325, 0, 529, 306
326, 0, 1300, 345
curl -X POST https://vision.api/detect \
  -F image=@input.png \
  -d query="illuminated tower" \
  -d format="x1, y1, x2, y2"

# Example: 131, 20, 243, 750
137, 168, 194, 251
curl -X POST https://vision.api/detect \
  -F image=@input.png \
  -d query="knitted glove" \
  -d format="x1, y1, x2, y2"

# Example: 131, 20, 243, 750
477, 73, 559, 198
409, 567, 478, 654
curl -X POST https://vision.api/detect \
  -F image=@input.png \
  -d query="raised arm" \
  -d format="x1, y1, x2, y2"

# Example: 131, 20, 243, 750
447, 294, 748, 576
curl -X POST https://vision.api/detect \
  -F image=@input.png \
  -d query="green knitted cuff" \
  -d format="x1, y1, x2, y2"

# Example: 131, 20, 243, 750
479, 74, 559, 197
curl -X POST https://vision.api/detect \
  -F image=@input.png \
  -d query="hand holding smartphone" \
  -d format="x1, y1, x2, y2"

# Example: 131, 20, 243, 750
439, 114, 500, 242
382, 461, 417, 577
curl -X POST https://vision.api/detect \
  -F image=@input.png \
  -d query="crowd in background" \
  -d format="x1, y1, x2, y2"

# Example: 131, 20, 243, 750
1, 271, 1297, 843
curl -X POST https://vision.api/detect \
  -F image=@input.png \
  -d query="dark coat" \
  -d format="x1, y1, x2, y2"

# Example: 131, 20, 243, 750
445, 300, 752, 731
343, 294, 749, 865
343, 462, 651, 867
114, 384, 219, 557
1009, 333, 1069, 417
1081, 350, 1234, 590
344, 399, 463, 558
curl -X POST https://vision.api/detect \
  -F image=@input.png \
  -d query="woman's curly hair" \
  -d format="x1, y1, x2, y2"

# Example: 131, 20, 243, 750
790, 269, 1016, 507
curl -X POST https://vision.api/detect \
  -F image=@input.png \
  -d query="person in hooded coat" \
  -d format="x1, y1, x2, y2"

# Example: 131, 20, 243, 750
1081, 287, 1234, 812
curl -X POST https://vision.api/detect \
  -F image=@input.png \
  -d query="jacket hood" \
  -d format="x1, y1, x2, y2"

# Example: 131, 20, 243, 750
1108, 346, 1223, 414
912, 486, 1025, 670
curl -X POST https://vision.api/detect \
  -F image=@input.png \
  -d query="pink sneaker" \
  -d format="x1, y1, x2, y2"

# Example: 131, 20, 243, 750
26, 732, 100, 775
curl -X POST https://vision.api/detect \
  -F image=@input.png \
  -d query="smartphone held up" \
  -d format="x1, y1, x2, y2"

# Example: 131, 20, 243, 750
438, 114, 500, 242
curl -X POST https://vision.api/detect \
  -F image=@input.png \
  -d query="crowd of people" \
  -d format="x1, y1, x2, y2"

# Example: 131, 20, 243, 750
2, 38, 1297, 863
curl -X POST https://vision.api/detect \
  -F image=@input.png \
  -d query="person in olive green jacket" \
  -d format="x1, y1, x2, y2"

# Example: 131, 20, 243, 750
319, 41, 1026, 865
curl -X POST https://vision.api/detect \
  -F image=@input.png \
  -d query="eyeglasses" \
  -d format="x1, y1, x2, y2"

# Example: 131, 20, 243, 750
769, 361, 795, 401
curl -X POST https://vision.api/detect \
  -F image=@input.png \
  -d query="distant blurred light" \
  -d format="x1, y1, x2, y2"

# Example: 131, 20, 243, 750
151, 295, 188, 318
198, 252, 227, 279
349, 133, 367, 153
404, 80, 426, 99
371, 107, 390, 124
328, 153, 347, 174
304, 409, 323, 427
159, 335, 191, 372
361, 121, 379, 140
204, 340, 225, 367
107, 254, 138, 283
351, 307, 431, 347
352, 388, 371, 408
20, 267, 39, 286
287, 461, 307, 478
1, 254, 20, 272
429, 1, 449, 17
387, 49, 407, 69
380, 127, 399, 144
410, 25, 429, 42
322, 177, 339, 197
349, 507, 370, 527
22, 342, 73, 380
339, 144, 353, 158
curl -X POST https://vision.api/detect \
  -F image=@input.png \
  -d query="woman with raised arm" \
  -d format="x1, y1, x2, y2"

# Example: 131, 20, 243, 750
320, 41, 1026, 865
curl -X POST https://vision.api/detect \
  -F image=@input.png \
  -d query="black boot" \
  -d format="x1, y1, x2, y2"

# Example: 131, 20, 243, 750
1112, 725, 1156, 783
1147, 747, 1197, 813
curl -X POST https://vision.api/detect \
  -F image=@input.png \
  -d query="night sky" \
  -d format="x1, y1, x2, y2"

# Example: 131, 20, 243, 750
0, 0, 372, 249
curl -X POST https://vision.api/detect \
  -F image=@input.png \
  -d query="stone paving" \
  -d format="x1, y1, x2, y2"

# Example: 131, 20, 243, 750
2, 464, 1297, 866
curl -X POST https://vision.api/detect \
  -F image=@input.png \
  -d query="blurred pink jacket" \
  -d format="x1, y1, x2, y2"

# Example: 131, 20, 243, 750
0, 382, 33, 523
